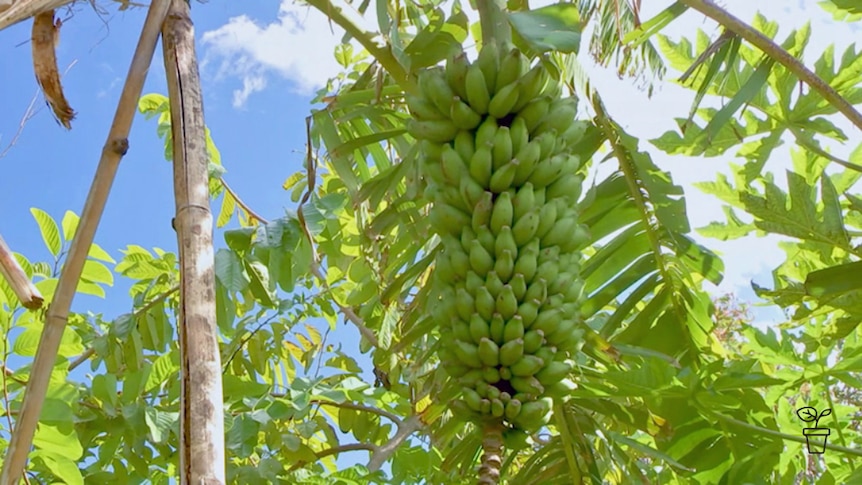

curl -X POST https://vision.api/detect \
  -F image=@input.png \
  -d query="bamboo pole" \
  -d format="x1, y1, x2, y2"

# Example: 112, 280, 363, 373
0, 1, 170, 483
161, 0, 226, 482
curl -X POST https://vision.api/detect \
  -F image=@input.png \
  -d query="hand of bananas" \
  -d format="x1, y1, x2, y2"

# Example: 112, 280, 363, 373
409, 43, 591, 433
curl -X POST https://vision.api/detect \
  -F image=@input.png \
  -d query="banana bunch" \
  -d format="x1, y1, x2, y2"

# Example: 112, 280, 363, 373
408, 43, 590, 433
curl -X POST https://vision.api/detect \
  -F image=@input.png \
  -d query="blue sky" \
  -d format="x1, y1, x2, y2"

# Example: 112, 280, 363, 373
0, 0, 858, 475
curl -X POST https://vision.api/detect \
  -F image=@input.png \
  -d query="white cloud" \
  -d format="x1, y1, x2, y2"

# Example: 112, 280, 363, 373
201, 0, 859, 298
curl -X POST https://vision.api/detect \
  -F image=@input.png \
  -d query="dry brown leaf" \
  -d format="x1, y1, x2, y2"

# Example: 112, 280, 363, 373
32, 9, 75, 129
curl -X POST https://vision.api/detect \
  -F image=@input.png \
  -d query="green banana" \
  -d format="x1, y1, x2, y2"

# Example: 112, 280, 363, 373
496, 285, 518, 320
476, 225, 497, 255
510, 375, 544, 395
496, 48, 526, 93
463, 387, 483, 412
510, 273, 527, 301
516, 299, 541, 327
499, 391, 512, 403
513, 247, 538, 283
460, 227, 477, 255
440, 145, 467, 184
475, 116, 498, 148
459, 175, 484, 208
489, 159, 519, 193
491, 398, 505, 418
514, 397, 552, 428
469, 239, 494, 276
418, 67, 456, 115
494, 226, 519, 259
476, 41, 499, 94
407, 119, 458, 143
430, 203, 470, 237
559, 121, 588, 148
528, 153, 565, 188
492, 127, 513, 171
478, 337, 501, 367
494, 249, 515, 282
464, 63, 491, 115
483, 366, 502, 384
484, 271, 505, 299
452, 319, 472, 343
480, 398, 492, 415
510, 355, 545, 377
489, 313, 506, 344
490, 191, 514, 235
547, 319, 581, 347
406, 94, 446, 121
450, 96, 482, 130
486, 384, 501, 400
563, 223, 591, 253
475, 286, 496, 322
453, 339, 483, 368
488, 81, 520, 119
445, 52, 470, 100
546, 172, 584, 202
529, 308, 561, 335
515, 96, 552, 133
535, 131, 558, 160
549, 271, 578, 296
459, 368, 484, 388
503, 315, 526, 342
513, 63, 550, 112
509, 116, 529, 158
524, 277, 548, 303
535, 262, 560, 293
535, 360, 572, 385
499, 367, 513, 381
454, 130, 475, 162
468, 313, 491, 344
535, 201, 558, 240
471, 192, 494, 232
511, 141, 542, 186
468, 145, 493, 188
454, 288, 474, 321
523, 329, 545, 354
512, 182, 536, 221
541, 214, 578, 248
504, 399, 522, 421
534, 97, 577, 136
512, 208, 540, 247
499, 337, 524, 366
446, 247, 470, 281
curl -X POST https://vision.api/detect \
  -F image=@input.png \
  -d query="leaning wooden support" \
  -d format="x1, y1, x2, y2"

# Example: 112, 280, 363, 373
0, 1, 171, 483
0, 234, 43, 310
161, 0, 226, 482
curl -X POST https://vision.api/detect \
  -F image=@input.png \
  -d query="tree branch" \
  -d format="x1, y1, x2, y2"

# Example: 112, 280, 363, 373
302, 0, 413, 92
309, 399, 403, 426
678, 0, 862, 132
288, 443, 376, 471
367, 414, 423, 472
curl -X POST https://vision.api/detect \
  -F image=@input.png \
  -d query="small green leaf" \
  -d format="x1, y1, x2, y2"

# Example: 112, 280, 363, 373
508, 3, 582, 54
30, 208, 62, 257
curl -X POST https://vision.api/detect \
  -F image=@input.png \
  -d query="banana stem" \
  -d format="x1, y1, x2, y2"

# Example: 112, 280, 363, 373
478, 422, 505, 485
476, 0, 512, 51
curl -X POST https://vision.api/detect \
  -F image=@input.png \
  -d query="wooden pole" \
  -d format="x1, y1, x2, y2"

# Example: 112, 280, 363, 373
0, 1, 170, 483
161, 0, 226, 483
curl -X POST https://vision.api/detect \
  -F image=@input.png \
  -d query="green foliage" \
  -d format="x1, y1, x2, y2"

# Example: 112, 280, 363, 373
1, 1, 861, 484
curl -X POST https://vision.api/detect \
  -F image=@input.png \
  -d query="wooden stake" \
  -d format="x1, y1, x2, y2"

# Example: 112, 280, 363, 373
0, 1, 170, 483
161, 0, 226, 482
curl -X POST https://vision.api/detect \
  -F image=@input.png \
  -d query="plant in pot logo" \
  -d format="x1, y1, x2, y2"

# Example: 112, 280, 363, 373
796, 406, 832, 454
